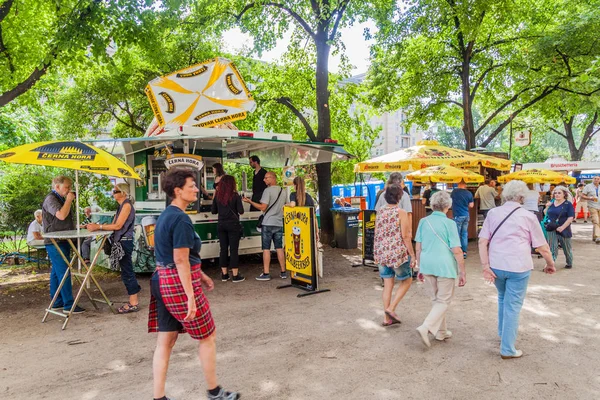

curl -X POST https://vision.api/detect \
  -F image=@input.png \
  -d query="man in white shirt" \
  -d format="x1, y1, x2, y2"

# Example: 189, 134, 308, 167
375, 172, 414, 276
475, 180, 500, 218
574, 183, 588, 223
27, 210, 44, 247
375, 173, 412, 214
581, 176, 600, 243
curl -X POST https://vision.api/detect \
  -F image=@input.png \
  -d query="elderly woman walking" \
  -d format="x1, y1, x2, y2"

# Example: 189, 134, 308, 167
374, 184, 416, 326
479, 180, 556, 360
544, 186, 575, 269
415, 191, 466, 347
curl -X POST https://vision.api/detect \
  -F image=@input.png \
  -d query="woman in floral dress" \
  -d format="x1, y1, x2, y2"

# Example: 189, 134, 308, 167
374, 184, 416, 326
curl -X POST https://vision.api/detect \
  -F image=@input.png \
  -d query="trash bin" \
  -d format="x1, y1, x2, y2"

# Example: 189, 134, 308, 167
331, 207, 360, 249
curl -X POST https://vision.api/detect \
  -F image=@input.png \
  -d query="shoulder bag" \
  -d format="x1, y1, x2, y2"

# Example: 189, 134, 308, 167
425, 219, 458, 273
489, 207, 521, 242
544, 206, 565, 232
257, 188, 283, 229
227, 195, 245, 238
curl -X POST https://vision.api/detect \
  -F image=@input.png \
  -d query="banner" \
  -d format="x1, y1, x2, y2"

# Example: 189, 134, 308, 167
283, 206, 318, 291
514, 130, 531, 147
362, 210, 376, 262
165, 153, 204, 171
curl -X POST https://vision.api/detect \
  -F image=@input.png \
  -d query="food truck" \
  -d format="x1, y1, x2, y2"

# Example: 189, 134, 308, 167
88, 126, 352, 272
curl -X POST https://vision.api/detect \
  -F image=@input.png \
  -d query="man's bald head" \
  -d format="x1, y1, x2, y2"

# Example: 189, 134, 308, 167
264, 171, 277, 186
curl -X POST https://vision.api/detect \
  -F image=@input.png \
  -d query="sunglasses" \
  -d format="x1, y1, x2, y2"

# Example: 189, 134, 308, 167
112, 190, 122, 194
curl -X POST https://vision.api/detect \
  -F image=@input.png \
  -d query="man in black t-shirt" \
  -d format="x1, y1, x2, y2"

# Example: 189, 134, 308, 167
249, 155, 267, 211
421, 183, 439, 214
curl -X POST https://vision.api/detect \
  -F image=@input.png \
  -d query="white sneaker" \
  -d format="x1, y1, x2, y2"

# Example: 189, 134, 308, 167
416, 325, 431, 348
501, 349, 523, 359
435, 330, 453, 341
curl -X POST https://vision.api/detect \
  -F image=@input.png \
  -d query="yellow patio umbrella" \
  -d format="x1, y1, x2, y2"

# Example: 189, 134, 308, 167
497, 169, 575, 184
407, 165, 485, 184
0, 141, 141, 252
354, 140, 512, 172
0, 140, 140, 179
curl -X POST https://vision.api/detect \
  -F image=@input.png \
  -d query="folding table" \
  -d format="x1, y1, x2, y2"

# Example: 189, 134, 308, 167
42, 229, 115, 329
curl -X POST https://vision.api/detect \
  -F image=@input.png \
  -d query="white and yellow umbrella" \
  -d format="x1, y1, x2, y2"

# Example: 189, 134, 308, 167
354, 140, 512, 172
498, 169, 576, 184
145, 57, 256, 129
407, 165, 485, 184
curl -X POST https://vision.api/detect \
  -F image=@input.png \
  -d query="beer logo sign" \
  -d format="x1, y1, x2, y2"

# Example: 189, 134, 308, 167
225, 73, 242, 95
283, 207, 313, 276
176, 65, 208, 78
159, 92, 175, 113
194, 109, 228, 121
32, 142, 97, 161
164, 154, 204, 171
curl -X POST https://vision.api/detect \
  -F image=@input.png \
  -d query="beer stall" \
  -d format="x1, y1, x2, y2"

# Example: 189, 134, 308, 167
86, 58, 353, 272
354, 140, 512, 241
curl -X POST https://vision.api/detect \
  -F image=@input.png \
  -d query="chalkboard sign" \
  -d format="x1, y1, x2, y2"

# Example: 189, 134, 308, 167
362, 210, 376, 262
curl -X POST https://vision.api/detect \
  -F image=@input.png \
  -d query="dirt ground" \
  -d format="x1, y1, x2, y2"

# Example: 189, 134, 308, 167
1, 223, 599, 400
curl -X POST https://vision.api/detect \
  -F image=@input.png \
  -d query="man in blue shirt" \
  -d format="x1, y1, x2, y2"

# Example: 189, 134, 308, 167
450, 180, 474, 258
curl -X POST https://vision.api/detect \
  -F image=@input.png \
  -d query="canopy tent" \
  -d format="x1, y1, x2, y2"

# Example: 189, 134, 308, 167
498, 169, 576, 184
354, 140, 511, 173
406, 165, 485, 184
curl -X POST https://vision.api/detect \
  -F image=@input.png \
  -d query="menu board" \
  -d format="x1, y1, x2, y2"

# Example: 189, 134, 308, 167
362, 210, 376, 262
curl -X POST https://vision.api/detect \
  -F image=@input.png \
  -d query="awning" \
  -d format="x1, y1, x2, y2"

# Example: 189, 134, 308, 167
84, 135, 353, 168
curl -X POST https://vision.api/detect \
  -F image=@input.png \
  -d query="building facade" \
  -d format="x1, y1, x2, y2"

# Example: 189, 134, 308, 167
346, 73, 431, 158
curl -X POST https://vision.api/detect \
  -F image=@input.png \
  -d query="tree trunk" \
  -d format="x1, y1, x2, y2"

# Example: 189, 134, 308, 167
562, 117, 581, 161
314, 36, 334, 243
461, 64, 475, 150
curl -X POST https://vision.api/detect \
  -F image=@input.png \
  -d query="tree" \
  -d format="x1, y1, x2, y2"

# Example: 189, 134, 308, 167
0, 0, 192, 108
546, 109, 599, 161
56, 12, 223, 139
369, 0, 600, 150
229, 0, 389, 241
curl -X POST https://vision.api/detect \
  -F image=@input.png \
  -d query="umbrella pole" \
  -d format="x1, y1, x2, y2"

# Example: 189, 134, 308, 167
76, 170, 81, 273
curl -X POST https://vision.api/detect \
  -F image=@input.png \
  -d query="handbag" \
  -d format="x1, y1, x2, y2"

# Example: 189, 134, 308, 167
257, 188, 283, 229
101, 200, 134, 255
544, 207, 564, 232
103, 237, 113, 255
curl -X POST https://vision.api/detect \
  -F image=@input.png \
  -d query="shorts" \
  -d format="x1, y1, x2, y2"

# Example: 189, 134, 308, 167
379, 261, 412, 280
148, 265, 215, 340
150, 278, 183, 333
261, 225, 283, 250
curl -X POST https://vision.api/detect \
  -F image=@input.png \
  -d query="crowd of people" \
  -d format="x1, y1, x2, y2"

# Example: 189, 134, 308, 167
372, 175, 600, 359
29, 159, 600, 398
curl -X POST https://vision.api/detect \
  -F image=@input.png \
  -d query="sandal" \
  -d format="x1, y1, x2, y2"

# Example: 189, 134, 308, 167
381, 320, 401, 327
385, 310, 402, 324
118, 303, 139, 314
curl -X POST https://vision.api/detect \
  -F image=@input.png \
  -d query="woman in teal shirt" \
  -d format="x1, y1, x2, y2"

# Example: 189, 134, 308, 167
415, 191, 467, 348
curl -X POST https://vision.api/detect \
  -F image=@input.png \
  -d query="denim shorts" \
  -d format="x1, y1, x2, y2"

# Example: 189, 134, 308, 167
379, 261, 412, 280
261, 225, 283, 250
